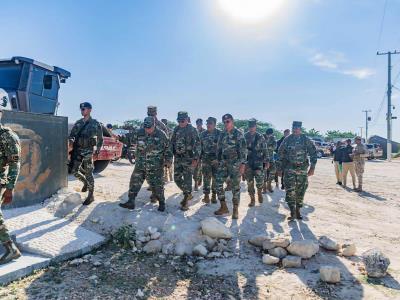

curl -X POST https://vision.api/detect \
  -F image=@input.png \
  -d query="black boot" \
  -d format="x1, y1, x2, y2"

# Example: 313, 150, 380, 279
296, 206, 303, 220
288, 207, 296, 221
158, 202, 166, 212
0, 240, 21, 265
82, 190, 94, 205
119, 198, 136, 209
81, 182, 88, 193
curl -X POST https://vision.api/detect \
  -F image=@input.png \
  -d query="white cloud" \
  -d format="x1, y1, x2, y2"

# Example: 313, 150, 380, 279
341, 68, 375, 79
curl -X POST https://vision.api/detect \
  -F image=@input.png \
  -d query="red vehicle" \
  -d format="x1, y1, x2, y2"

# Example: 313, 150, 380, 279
94, 131, 123, 173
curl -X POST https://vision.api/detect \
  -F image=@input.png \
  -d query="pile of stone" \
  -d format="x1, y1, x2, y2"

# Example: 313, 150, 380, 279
130, 226, 162, 254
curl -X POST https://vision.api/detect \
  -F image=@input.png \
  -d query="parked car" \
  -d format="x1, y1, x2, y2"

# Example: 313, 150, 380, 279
366, 143, 383, 160
312, 141, 332, 158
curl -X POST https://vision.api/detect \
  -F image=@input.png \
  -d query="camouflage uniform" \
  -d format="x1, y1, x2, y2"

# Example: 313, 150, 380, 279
171, 112, 201, 197
277, 131, 317, 212
244, 130, 268, 197
69, 116, 103, 192
264, 134, 277, 183
193, 126, 205, 188
200, 126, 221, 197
161, 119, 174, 182
216, 127, 247, 205
128, 123, 172, 207
0, 124, 21, 243
353, 142, 367, 190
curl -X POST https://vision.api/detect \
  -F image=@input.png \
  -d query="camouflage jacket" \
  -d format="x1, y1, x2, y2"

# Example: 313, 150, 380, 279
217, 128, 247, 164
353, 144, 367, 162
200, 129, 221, 161
135, 128, 172, 169
264, 135, 277, 161
171, 124, 201, 160
277, 134, 317, 171
0, 125, 21, 190
245, 131, 268, 169
69, 117, 103, 155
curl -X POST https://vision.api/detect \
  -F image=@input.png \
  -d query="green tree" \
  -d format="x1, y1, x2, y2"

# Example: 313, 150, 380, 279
325, 130, 356, 141
217, 119, 282, 139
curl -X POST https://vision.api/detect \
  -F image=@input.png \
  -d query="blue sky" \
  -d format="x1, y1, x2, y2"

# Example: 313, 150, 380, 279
1, 0, 400, 140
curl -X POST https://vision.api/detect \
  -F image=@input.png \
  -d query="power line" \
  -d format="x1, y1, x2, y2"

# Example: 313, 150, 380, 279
376, 0, 388, 52
370, 90, 386, 128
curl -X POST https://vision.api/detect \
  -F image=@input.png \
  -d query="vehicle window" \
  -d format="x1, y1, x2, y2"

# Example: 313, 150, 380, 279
0, 64, 22, 89
366, 145, 373, 149
30, 67, 45, 95
42, 74, 58, 100
43, 75, 52, 89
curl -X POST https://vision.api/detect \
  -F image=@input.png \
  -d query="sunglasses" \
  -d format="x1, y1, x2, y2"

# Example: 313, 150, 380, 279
178, 120, 186, 123
223, 119, 232, 124
80, 108, 87, 111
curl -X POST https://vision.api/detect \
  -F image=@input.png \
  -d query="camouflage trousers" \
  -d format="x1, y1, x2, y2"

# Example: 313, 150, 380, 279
265, 161, 276, 183
354, 160, 365, 187
129, 163, 165, 202
193, 161, 202, 185
174, 157, 193, 195
71, 154, 94, 191
202, 159, 218, 195
283, 168, 308, 209
216, 160, 241, 204
0, 188, 11, 243
245, 166, 264, 195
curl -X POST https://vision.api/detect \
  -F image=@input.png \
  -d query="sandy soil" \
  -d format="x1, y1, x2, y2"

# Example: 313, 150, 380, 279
1, 158, 399, 299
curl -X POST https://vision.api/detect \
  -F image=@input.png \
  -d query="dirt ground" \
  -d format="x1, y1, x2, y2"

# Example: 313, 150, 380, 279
1, 158, 399, 299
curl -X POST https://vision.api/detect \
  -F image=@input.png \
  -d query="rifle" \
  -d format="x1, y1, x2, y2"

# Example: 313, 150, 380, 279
68, 121, 90, 174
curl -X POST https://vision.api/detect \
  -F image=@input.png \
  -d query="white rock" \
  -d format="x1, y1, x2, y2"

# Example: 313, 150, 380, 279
137, 236, 148, 243
143, 240, 162, 254
341, 243, 356, 257
193, 244, 208, 257
187, 261, 194, 267
136, 241, 143, 249
54, 192, 82, 217
204, 236, 216, 250
146, 226, 158, 235
69, 258, 84, 266
136, 289, 144, 298
287, 240, 319, 258
248, 235, 269, 248
175, 242, 187, 256
262, 239, 276, 250
154, 263, 160, 268
151, 232, 161, 240
129, 240, 136, 248
207, 252, 222, 258
89, 275, 98, 280
92, 261, 102, 267
223, 252, 233, 258
271, 237, 290, 248
201, 217, 232, 239
362, 248, 390, 278
162, 243, 174, 255
268, 247, 288, 259
319, 236, 340, 251
282, 256, 302, 268
262, 254, 280, 265
90, 217, 100, 224
320, 266, 341, 283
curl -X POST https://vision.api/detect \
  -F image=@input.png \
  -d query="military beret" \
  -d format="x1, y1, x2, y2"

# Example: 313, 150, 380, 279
196, 118, 203, 125
292, 121, 302, 129
206, 117, 217, 124
177, 111, 189, 121
143, 116, 155, 128
248, 118, 257, 127
266, 128, 273, 135
80, 102, 92, 109
222, 114, 233, 122
147, 106, 157, 116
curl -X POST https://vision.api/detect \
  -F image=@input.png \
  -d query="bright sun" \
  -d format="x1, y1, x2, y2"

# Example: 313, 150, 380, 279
217, 0, 286, 23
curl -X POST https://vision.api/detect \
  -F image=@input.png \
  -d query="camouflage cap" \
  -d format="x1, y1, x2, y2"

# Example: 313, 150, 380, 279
143, 116, 155, 128
292, 121, 302, 129
266, 128, 273, 135
147, 106, 157, 116
355, 136, 362, 140
206, 117, 217, 124
222, 113, 233, 122
196, 118, 203, 125
177, 111, 189, 121
80, 102, 92, 109
248, 118, 257, 128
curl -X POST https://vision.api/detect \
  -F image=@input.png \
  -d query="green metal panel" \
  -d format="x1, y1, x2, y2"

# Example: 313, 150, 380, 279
2, 110, 68, 208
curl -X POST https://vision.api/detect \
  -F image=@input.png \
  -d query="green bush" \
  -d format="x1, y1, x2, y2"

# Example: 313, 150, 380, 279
113, 224, 136, 249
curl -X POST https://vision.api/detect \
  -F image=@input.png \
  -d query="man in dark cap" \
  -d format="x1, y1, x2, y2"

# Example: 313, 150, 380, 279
353, 136, 367, 192
214, 114, 247, 219
120, 116, 172, 212
199, 117, 221, 204
193, 118, 205, 191
170, 112, 201, 210
147, 106, 169, 135
277, 121, 317, 221
0, 103, 22, 264
68, 102, 103, 205
244, 119, 269, 207
263, 128, 277, 193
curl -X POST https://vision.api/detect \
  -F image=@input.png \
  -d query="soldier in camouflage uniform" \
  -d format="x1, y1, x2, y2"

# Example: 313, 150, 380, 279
161, 118, 174, 182
215, 114, 247, 219
194, 118, 205, 191
69, 102, 103, 206
120, 117, 172, 212
277, 121, 317, 221
263, 128, 277, 193
200, 117, 221, 204
171, 112, 201, 211
0, 104, 22, 264
147, 106, 169, 134
353, 136, 367, 192
244, 119, 269, 207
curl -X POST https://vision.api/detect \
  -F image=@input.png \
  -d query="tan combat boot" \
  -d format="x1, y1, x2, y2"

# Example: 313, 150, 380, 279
211, 193, 217, 204
214, 200, 229, 216
248, 194, 256, 207
202, 194, 210, 204
257, 189, 264, 203
232, 204, 239, 219
0, 240, 21, 265
267, 181, 274, 193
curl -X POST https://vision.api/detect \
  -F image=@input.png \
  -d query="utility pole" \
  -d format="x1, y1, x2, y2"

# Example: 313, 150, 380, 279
377, 50, 400, 161
358, 127, 363, 139
362, 109, 371, 141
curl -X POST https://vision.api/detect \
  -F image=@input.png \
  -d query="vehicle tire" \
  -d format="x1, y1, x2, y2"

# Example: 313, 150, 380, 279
94, 160, 110, 173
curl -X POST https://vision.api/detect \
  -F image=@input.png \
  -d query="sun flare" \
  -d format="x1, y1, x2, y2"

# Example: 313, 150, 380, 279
217, 0, 286, 23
